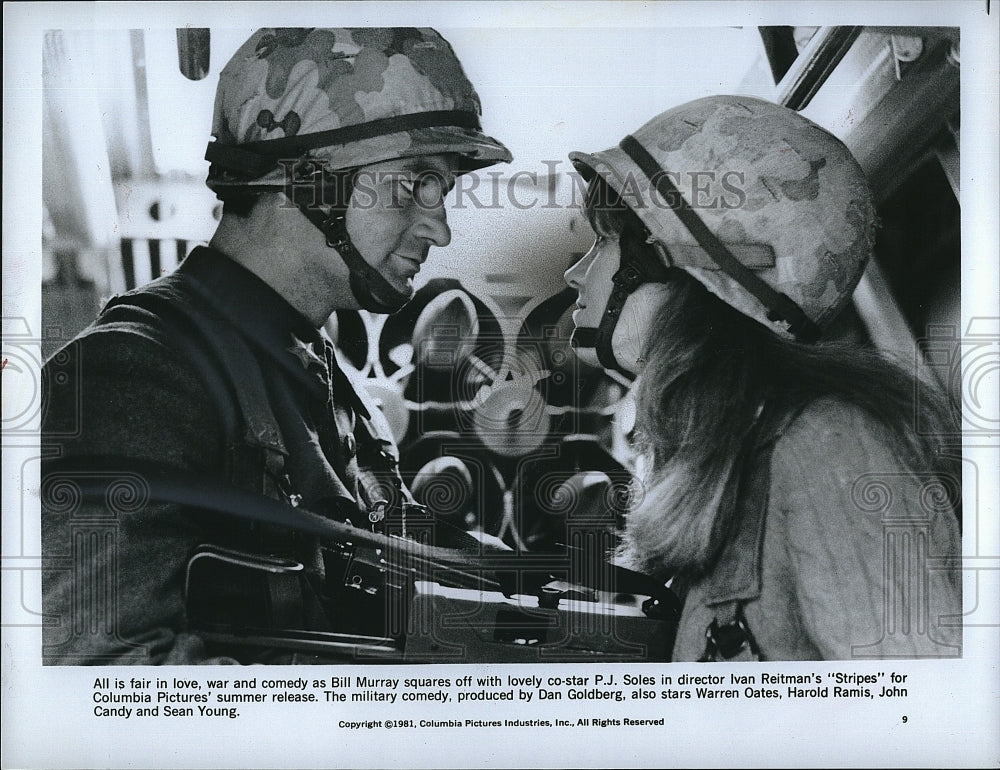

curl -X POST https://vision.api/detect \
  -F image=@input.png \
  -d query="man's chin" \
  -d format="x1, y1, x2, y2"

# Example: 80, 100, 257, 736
372, 281, 415, 310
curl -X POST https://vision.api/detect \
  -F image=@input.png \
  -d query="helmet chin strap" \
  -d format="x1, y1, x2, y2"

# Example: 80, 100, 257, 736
570, 324, 637, 383
570, 265, 641, 379
571, 235, 673, 380
289, 180, 413, 314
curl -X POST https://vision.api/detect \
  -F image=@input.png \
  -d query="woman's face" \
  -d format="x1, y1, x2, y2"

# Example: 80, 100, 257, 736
564, 231, 622, 365
564, 225, 670, 375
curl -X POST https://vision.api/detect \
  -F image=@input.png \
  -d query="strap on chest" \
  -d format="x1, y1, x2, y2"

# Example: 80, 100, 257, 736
695, 404, 804, 662
103, 284, 412, 526
103, 289, 288, 499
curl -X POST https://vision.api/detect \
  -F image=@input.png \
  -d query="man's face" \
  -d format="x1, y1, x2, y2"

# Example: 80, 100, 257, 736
345, 154, 459, 299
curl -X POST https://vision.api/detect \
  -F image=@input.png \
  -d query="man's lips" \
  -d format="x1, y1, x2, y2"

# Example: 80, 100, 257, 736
393, 253, 424, 274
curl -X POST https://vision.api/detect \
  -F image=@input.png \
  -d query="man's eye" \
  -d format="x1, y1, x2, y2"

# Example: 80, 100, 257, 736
415, 176, 449, 204
399, 176, 435, 197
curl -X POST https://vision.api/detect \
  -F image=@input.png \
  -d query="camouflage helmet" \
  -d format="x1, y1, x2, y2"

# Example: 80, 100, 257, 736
569, 95, 876, 340
206, 27, 512, 190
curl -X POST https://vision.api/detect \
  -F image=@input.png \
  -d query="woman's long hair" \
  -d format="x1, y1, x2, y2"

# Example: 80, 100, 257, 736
584, 180, 959, 579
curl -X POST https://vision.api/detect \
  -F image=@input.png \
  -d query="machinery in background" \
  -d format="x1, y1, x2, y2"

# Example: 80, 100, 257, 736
31, 26, 966, 662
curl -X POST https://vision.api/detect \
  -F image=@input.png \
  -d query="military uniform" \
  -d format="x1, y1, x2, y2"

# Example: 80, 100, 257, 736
670, 398, 962, 661
568, 95, 961, 661
42, 26, 511, 665
41, 247, 408, 664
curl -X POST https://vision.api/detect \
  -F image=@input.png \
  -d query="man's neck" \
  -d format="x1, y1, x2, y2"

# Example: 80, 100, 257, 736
209, 196, 356, 326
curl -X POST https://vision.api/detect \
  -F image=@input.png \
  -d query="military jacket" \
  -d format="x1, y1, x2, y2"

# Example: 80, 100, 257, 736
41, 247, 407, 664
671, 398, 963, 661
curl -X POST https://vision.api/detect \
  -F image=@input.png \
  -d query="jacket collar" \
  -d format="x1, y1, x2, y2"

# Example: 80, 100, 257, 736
176, 246, 370, 419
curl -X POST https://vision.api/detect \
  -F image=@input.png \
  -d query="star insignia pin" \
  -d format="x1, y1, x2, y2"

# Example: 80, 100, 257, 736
287, 335, 326, 371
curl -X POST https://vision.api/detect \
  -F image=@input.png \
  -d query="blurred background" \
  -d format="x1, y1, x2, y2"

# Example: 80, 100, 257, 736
39, 25, 962, 550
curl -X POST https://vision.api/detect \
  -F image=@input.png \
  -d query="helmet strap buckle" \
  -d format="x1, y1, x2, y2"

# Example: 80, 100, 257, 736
592, 260, 661, 377
321, 210, 350, 251
288, 181, 412, 315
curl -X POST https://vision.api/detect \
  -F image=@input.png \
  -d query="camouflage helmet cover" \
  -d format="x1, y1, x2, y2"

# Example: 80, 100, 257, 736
570, 95, 876, 338
207, 27, 512, 190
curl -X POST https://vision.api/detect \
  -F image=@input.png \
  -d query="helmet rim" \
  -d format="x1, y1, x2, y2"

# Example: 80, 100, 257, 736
569, 95, 876, 339
207, 27, 512, 189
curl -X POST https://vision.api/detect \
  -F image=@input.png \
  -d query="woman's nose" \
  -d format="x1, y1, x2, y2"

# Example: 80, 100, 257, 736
564, 248, 596, 288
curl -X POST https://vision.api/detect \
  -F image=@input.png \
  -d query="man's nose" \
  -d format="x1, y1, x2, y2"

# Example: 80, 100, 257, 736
414, 201, 452, 248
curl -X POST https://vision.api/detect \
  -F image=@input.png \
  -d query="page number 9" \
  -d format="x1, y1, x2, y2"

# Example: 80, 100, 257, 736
902, 716, 908, 723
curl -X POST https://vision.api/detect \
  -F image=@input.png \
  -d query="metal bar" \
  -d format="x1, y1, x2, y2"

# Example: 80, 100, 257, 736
777, 26, 864, 110
148, 238, 161, 280
176, 28, 211, 81
120, 237, 135, 290
758, 26, 799, 83
934, 128, 961, 202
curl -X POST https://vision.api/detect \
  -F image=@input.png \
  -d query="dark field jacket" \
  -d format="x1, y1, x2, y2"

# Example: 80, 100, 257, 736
41, 247, 404, 664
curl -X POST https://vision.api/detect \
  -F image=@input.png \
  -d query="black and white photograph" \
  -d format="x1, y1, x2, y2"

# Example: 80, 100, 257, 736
3, 1, 998, 767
